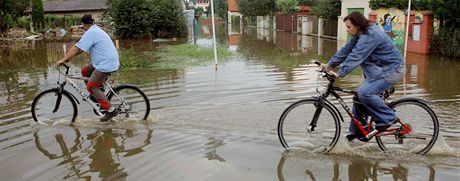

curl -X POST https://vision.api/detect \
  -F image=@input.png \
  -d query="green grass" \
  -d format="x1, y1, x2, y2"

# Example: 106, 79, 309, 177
119, 44, 234, 70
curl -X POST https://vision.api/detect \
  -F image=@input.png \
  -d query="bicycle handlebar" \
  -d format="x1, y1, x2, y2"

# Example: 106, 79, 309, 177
313, 61, 337, 81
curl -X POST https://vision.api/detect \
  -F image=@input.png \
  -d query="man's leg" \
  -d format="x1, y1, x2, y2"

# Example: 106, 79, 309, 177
86, 70, 117, 121
356, 79, 397, 130
81, 64, 95, 85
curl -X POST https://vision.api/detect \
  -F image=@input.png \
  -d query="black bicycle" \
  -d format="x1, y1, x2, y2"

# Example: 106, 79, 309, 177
277, 62, 439, 155
31, 64, 150, 123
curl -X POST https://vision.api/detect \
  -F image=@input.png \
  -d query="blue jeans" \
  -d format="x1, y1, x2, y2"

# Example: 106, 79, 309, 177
348, 71, 403, 135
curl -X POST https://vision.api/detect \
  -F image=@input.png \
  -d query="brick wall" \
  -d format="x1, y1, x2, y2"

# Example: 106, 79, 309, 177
405, 11, 433, 54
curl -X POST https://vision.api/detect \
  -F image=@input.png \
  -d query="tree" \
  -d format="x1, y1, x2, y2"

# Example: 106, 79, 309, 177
108, 0, 153, 38
237, 0, 276, 17
298, 0, 314, 6
150, 0, 188, 38
206, 0, 228, 21
31, 0, 45, 29
0, 0, 30, 33
276, 0, 299, 14
311, 0, 341, 20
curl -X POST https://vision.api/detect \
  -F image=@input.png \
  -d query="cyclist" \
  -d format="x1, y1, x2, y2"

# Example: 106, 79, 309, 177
319, 12, 405, 141
56, 14, 120, 122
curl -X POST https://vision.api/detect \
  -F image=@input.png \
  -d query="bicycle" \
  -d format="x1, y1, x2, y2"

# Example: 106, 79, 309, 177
31, 64, 150, 123
277, 62, 439, 155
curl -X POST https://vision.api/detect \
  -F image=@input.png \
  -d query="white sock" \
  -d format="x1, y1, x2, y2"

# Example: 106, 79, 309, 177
107, 107, 115, 112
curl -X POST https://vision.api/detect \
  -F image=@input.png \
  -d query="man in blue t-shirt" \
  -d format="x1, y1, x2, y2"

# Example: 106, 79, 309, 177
56, 14, 120, 122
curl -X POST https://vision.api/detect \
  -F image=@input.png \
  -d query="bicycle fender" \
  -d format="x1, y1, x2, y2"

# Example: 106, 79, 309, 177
388, 97, 430, 107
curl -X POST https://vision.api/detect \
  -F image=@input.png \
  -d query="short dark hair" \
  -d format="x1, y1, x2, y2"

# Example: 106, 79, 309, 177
344, 12, 369, 34
81, 14, 94, 24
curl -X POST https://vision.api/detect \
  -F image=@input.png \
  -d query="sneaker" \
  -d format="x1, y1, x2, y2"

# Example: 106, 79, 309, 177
100, 109, 119, 122
375, 117, 400, 132
346, 134, 357, 142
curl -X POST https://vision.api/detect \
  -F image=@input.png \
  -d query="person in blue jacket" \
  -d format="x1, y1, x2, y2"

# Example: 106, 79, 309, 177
319, 12, 405, 141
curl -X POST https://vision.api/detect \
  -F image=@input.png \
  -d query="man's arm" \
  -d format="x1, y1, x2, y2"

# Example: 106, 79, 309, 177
56, 45, 83, 66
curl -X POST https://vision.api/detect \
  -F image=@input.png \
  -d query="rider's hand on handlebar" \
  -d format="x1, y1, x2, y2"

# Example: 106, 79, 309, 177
56, 59, 68, 67
318, 63, 331, 72
318, 63, 340, 79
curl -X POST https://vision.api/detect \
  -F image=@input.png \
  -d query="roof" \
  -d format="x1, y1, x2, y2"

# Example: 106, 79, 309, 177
25, 0, 107, 13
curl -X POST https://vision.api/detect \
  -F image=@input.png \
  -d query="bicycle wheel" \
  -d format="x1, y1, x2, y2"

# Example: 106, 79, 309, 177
31, 89, 78, 123
278, 98, 341, 152
376, 98, 439, 155
107, 85, 150, 120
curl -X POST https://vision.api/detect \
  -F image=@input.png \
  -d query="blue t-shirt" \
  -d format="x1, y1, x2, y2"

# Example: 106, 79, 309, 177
76, 25, 119, 73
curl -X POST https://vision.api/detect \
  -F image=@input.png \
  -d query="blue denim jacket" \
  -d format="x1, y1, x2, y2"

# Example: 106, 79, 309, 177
327, 24, 404, 82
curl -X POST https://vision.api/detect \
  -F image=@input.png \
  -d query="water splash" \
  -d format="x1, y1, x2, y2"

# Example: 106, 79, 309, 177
425, 133, 457, 156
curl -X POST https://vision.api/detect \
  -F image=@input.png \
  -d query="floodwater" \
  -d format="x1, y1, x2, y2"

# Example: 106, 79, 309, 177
1, 25, 459, 180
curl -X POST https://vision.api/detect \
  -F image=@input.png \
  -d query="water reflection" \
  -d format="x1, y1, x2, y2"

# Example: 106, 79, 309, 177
33, 126, 153, 180
277, 150, 441, 181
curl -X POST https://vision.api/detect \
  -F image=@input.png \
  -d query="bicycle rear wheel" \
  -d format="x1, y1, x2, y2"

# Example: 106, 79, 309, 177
31, 89, 78, 123
376, 98, 439, 155
278, 98, 341, 153
107, 85, 150, 121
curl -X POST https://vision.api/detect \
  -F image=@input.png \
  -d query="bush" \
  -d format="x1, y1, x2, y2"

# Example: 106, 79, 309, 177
17, 16, 30, 29
108, 0, 188, 39
430, 28, 460, 57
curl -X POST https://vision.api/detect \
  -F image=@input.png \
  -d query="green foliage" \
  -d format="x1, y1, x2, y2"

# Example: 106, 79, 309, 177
206, 0, 228, 21
17, 16, 31, 29
298, 0, 314, 6
0, 0, 30, 32
32, 0, 45, 29
150, 0, 188, 38
276, 0, 300, 13
109, 0, 187, 39
312, 0, 341, 20
215, 0, 228, 21
429, 0, 460, 28
195, 7, 205, 17
118, 44, 234, 69
4, 14, 17, 28
430, 28, 460, 57
369, 0, 430, 11
108, 0, 153, 38
237, 0, 276, 17
119, 49, 153, 68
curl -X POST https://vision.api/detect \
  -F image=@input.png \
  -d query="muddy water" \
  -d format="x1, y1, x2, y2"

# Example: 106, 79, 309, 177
1, 27, 459, 180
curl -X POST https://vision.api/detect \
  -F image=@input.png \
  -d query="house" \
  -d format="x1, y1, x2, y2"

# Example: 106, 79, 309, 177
337, 0, 372, 42
189, 0, 210, 10
25, 0, 108, 22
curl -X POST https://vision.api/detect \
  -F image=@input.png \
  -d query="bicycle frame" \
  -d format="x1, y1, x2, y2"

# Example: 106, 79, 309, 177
314, 70, 412, 140
56, 65, 127, 116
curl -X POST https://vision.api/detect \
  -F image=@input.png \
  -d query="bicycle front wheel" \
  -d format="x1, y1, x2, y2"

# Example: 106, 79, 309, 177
278, 98, 341, 152
31, 89, 78, 123
376, 98, 439, 155
107, 85, 150, 121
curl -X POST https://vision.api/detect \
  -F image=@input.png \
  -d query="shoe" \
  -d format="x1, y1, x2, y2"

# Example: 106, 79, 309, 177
346, 134, 357, 142
100, 109, 119, 122
346, 132, 370, 142
375, 117, 400, 132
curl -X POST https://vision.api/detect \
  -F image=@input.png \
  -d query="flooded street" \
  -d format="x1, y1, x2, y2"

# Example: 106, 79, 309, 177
1, 25, 459, 180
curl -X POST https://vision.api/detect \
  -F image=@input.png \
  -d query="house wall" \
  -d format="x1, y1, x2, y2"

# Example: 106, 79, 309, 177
337, 0, 372, 43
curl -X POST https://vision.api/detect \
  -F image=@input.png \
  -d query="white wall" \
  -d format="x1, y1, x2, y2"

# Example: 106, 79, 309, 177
337, 0, 371, 43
